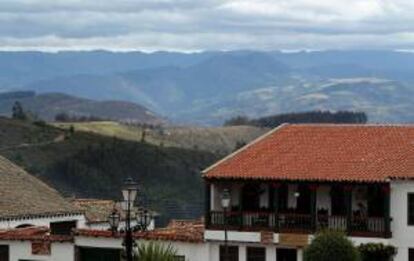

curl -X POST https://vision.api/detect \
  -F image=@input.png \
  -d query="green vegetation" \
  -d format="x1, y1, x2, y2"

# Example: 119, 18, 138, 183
0, 118, 220, 225
304, 231, 360, 261
134, 242, 178, 261
225, 111, 368, 128
358, 243, 397, 261
53, 121, 267, 154
12, 101, 27, 120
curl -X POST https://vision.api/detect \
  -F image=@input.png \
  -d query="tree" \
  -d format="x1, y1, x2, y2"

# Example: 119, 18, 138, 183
12, 101, 27, 120
134, 241, 178, 261
358, 243, 397, 261
304, 230, 360, 261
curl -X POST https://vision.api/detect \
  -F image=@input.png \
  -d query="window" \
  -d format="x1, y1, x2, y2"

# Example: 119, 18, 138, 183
50, 221, 77, 235
220, 245, 238, 261
409, 248, 414, 261
0, 245, 9, 261
408, 194, 414, 225
247, 247, 266, 261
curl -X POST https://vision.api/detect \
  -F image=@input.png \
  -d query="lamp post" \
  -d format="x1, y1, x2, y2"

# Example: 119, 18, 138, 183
108, 209, 120, 235
108, 178, 154, 261
221, 188, 231, 261
121, 177, 139, 261
136, 208, 152, 231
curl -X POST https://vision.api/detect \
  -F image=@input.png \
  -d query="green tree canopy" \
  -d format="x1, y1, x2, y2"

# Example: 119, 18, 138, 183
304, 230, 360, 261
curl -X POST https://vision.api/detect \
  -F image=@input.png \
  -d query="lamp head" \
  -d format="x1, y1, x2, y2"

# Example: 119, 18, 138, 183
122, 177, 139, 203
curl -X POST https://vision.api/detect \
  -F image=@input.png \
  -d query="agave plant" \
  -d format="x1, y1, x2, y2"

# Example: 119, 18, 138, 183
134, 241, 178, 261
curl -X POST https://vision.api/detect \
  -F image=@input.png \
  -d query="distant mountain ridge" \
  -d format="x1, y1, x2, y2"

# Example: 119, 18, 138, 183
1, 50, 414, 124
0, 91, 163, 124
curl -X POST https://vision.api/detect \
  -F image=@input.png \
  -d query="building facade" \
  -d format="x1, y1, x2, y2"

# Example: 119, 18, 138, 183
203, 124, 414, 261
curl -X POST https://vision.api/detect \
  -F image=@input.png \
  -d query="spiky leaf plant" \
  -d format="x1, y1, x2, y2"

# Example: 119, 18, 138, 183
134, 241, 178, 261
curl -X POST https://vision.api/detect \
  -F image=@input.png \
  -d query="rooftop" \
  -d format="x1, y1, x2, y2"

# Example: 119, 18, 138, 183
203, 124, 414, 183
0, 226, 72, 242
0, 155, 81, 220
75, 219, 204, 243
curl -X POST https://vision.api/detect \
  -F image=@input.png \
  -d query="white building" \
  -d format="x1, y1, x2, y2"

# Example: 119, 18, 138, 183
0, 155, 86, 231
0, 219, 207, 261
72, 198, 156, 231
203, 124, 414, 261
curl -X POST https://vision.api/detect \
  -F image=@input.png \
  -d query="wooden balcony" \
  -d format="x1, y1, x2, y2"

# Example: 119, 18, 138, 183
207, 211, 391, 238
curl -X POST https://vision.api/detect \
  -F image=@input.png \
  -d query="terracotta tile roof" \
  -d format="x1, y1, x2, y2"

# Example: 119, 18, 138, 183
0, 155, 82, 220
0, 226, 72, 242
203, 124, 414, 183
75, 219, 204, 243
72, 199, 118, 224
72, 199, 156, 224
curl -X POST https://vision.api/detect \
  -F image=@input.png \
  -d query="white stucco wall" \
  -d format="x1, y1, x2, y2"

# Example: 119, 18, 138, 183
76, 236, 211, 261
0, 214, 87, 229
0, 240, 74, 261
389, 180, 414, 261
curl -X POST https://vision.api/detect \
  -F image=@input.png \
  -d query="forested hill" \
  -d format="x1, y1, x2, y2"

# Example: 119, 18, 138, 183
0, 117, 220, 225
224, 111, 368, 128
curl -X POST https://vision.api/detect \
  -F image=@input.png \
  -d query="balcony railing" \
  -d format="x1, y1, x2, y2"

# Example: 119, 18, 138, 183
208, 211, 390, 238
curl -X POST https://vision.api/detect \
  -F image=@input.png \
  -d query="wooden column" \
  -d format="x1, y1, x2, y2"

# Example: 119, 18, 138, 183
269, 184, 275, 211
382, 184, 391, 238
239, 183, 244, 229
205, 181, 211, 228
272, 183, 281, 231
344, 185, 353, 235
309, 184, 318, 232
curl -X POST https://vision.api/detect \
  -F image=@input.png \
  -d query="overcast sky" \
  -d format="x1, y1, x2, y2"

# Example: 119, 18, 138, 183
1, 0, 414, 51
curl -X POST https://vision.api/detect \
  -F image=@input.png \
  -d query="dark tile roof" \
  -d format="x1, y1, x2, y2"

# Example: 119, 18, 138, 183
203, 124, 414, 183
0, 155, 81, 220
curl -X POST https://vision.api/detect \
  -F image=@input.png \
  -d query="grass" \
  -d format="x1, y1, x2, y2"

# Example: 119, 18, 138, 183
53, 121, 268, 154
0, 118, 220, 225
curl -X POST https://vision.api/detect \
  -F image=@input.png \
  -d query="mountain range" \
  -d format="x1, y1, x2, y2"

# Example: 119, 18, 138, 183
1, 50, 414, 125
0, 91, 162, 124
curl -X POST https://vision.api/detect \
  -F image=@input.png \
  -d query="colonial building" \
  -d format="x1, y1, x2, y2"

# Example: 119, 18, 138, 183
0, 219, 206, 261
203, 124, 414, 261
72, 199, 156, 231
0, 155, 85, 231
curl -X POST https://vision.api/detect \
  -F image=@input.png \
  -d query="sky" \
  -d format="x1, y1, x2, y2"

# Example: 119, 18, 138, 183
1, 0, 414, 52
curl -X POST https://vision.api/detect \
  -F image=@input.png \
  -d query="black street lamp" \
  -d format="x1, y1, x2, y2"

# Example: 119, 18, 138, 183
108, 178, 154, 261
221, 188, 231, 261
108, 209, 120, 235
136, 208, 152, 231
121, 177, 139, 261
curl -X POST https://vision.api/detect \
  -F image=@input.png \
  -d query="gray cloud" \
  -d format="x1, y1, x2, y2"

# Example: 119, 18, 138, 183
0, 0, 414, 51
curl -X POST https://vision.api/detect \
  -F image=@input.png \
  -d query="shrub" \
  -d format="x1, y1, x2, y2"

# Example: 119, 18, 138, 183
304, 230, 360, 261
134, 241, 178, 261
358, 243, 397, 261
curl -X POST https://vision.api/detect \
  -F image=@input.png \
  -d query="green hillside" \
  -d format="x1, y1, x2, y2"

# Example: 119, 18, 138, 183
0, 117, 220, 225
53, 121, 267, 154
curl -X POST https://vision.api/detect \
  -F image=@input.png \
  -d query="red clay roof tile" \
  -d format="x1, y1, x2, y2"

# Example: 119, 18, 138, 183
75, 219, 204, 243
203, 124, 414, 183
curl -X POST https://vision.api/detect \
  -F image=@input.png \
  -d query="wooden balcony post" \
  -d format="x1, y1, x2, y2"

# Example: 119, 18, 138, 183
272, 183, 280, 231
382, 184, 391, 238
239, 183, 243, 230
205, 181, 211, 228
309, 184, 318, 232
344, 185, 353, 235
